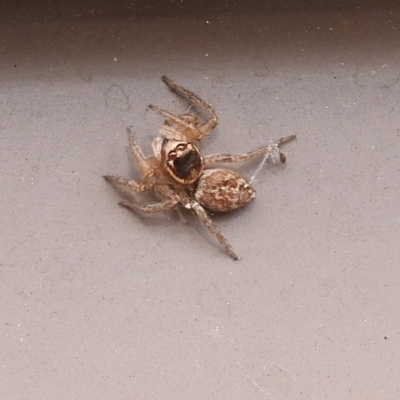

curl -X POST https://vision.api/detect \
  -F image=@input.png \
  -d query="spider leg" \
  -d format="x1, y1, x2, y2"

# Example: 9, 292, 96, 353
119, 197, 179, 213
274, 135, 297, 147
198, 115, 219, 137
163, 112, 199, 127
121, 187, 238, 259
103, 175, 155, 192
149, 104, 204, 141
177, 113, 199, 126
204, 135, 296, 166
161, 75, 218, 136
188, 199, 239, 260
104, 129, 158, 192
126, 127, 158, 176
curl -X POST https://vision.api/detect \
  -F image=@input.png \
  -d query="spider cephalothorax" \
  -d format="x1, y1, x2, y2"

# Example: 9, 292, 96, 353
160, 139, 204, 185
104, 76, 296, 260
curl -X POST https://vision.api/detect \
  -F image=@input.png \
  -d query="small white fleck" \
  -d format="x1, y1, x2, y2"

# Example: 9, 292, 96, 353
114, 57, 117, 61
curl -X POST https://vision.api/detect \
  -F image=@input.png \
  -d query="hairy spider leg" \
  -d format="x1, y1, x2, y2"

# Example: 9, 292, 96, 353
148, 104, 204, 141
176, 191, 239, 260
126, 127, 158, 178
120, 183, 239, 259
161, 75, 219, 136
103, 129, 157, 192
117, 183, 180, 214
103, 175, 154, 192
119, 197, 179, 213
189, 200, 239, 260
204, 135, 297, 165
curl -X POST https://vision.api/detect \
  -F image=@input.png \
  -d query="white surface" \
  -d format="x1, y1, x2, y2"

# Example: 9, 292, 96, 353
1, 1, 400, 399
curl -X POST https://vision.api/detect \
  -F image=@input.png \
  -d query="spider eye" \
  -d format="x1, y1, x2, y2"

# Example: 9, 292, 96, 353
168, 151, 177, 160
176, 143, 187, 151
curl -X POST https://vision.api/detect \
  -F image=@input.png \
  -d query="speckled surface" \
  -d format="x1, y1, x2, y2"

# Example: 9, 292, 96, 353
1, 1, 400, 399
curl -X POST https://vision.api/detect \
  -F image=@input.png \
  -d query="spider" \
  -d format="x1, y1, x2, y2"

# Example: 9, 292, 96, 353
104, 76, 296, 260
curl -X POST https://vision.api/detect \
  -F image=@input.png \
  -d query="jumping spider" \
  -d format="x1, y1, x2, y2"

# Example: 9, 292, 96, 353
104, 76, 296, 260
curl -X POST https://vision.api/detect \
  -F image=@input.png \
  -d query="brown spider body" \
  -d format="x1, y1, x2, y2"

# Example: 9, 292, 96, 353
194, 169, 255, 212
104, 76, 296, 260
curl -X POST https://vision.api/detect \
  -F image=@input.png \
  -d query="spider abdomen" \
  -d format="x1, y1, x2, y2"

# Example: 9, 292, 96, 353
195, 169, 255, 212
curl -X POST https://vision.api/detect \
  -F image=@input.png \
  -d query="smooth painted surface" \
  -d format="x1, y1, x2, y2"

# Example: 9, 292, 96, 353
1, 1, 399, 398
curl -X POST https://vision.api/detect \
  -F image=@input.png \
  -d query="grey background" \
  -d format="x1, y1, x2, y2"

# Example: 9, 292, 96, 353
1, 0, 399, 399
